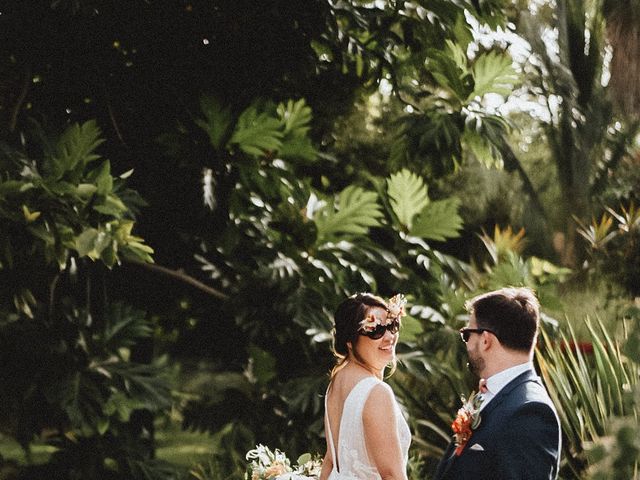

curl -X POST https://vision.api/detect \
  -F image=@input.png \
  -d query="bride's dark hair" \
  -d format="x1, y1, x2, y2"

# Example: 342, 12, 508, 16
330, 293, 397, 378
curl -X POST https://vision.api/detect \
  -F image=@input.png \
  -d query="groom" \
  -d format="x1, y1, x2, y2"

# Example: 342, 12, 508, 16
434, 287, 561, 480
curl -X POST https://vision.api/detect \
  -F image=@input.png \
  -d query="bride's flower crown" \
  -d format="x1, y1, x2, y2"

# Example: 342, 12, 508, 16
358, 294, 407, 333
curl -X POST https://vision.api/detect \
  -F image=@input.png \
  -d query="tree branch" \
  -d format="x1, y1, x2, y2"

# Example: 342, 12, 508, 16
125, 259, 229, 300
9, 63, 31, 133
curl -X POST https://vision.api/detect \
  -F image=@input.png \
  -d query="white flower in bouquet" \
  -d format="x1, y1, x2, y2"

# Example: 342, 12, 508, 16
246, 444, 293, 479
245, 445, 322, 480
294, 452, 323, 477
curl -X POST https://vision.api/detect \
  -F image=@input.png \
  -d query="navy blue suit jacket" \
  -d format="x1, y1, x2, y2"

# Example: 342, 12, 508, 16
434, 370, 561, 480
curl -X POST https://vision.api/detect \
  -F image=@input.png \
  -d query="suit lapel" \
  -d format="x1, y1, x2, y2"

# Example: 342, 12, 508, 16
436, 369, 541, 479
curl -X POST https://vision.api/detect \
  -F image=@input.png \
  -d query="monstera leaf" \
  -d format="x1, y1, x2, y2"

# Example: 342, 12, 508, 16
387, 169, 430, 231
314, 186, 383, 243
410, 198, 463, 241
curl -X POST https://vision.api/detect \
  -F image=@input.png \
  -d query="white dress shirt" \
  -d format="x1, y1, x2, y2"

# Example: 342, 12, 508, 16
479, 361, 534, 411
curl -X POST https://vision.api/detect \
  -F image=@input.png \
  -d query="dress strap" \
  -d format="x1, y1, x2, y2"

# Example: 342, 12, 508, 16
324, 386, 338, 473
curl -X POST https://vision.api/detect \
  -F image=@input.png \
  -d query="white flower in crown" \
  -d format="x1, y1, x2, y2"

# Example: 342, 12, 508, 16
387, 294, 407, 321
358, 311, 384, 332
357, 294, 407, 332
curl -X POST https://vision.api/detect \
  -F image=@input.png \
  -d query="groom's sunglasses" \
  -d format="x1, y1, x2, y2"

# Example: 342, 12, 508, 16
360, 319, 401, 340
459, 327, 497, 343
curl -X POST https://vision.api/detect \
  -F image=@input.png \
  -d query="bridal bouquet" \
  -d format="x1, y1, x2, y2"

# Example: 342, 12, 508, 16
245, 444, 322, 480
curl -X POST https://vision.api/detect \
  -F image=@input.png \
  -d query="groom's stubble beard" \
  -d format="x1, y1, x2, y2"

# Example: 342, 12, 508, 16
467, 348, 485, 377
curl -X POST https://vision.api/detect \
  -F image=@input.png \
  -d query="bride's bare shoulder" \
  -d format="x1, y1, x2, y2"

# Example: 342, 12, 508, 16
327, 365, 372, 402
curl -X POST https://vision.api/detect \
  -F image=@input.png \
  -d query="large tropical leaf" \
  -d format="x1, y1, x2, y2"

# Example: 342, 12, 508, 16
196, 96, 234, 150
468, 50, 519, 100
410, 197, 463, 241
314, 186, 383, 242
99, 302, 153, 351
278, 136, 317, 162
46, 120, 104, 180
485, 253, 531, 290
427, 47, 470, 102
102, 359, 173, 412
387, 169, 430, 231
461, 129, 502, 169
230, 104, 283, 157
277, 99, 312, 137
275, 99, 317, 162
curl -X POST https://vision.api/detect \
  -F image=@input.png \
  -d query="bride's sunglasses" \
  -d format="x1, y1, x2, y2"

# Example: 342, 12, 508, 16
360, 319, 401, 340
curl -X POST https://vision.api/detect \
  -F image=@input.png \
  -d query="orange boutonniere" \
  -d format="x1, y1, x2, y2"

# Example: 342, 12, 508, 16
451, 391, 482, 456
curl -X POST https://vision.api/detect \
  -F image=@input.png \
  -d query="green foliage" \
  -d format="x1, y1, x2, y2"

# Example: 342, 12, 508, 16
587, 418, 640, 480
580, 202, 640, 296
0, 302, 176, 479
387, 22, 519, 174
537, 316, 640, 479
165, 96, 471, 477
0, 121, 153, 318
387, 169, 430, 231
0, 123, 176, 479
579, 305, 640, 479
514, 0, 640, 264
386, 168, 463, 240
468, 51, 519, 100
314, 186, 384, 242
411, 198, 463, 241
196, 97, 317, 163
479, 225, 526, 263
461, 130, 501, 169
196, 96, 233, 150
230, 104, 284, 157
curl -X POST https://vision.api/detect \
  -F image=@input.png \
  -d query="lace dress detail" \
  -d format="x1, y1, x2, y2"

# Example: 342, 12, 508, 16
325, 377, 411, 479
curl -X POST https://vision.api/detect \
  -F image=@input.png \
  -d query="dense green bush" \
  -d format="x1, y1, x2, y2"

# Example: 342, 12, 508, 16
0, 122, 175, 479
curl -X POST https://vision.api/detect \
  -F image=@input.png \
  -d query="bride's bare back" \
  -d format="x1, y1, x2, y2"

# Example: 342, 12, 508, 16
320, 363, 410, 480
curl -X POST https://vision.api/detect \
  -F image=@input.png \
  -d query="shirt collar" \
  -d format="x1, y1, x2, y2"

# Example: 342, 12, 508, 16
485, 361, 534, 396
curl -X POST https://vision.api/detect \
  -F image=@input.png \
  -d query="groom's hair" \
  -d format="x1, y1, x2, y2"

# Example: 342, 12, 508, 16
466, 287, 540, 352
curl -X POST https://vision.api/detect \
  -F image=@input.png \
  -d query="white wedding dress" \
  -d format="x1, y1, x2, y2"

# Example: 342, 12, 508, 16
325, 376, 411, 479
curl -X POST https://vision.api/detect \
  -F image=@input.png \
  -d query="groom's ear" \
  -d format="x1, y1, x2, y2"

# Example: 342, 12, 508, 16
481, 331, 495, 350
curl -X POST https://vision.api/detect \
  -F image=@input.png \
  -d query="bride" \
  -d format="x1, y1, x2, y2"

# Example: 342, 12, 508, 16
319, 293, 411, 480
